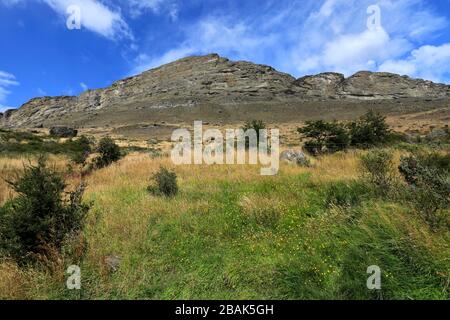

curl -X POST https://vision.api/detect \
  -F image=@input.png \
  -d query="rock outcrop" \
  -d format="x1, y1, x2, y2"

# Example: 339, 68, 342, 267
49, 126, 78, 138
339, 71, 450, 100
1, 54, 450, 128
295, 73, 345, 98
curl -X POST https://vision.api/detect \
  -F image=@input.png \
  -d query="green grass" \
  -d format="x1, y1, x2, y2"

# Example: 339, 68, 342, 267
0, 129, 84, 157
25, 170, 447, 300
1, 144, 448, 300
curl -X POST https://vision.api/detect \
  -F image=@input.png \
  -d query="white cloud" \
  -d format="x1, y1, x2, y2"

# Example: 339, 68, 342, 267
3, 0, 133, 40
0, 104, 12, 113
0, 71, 19, 109
42, 0, 133, 40
132, 0, 449, 83
127, 0, 179, 20
80, 82, 88, 91
37, 88, 47, 96
0, 0, 24, 6
131, 17, 277, 75
287, 0, 447, 77
379, 44, 450, 83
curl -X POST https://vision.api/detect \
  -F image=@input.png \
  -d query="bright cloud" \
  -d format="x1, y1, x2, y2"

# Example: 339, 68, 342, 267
288, 0, 447, 77
0, 71, 19, 110
132, 0, 450, 83
379, 44, 450, 82
127, 0, 179, 21
0, 0, 24, 6
42, 0, 132, 40
1, 0, 133, 40
80, 82, 88, 91
131, 17, 277, 75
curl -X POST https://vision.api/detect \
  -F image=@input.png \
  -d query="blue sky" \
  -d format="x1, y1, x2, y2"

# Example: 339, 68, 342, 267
1, 0, 450, 111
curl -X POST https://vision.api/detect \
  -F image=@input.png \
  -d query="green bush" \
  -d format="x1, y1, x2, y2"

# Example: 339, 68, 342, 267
298, 111, 392, 155
298, 120, 350, 155
360, 150, 395, 194
93, 137, 122, 169
348, 111, 390, 148
0, 158, 90, 264
147, 167, 179, 197
399, 153, 450, 230
70, 135, 93, 165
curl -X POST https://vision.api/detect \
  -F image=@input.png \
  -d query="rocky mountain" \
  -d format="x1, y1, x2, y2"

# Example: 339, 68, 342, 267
1, 53, 450, 128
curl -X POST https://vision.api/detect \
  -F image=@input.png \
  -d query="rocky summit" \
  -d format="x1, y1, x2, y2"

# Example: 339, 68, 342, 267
1, 53, 450, 128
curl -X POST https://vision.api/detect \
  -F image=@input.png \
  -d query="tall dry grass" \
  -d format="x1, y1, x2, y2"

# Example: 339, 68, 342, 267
0, 149, 447, 299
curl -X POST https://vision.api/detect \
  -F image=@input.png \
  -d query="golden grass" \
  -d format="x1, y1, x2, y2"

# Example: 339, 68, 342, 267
0, 149, 447, 299
0, 155, 69, 205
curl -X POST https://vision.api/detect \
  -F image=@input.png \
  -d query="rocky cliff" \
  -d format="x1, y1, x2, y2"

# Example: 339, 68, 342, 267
2, 54, 450, 128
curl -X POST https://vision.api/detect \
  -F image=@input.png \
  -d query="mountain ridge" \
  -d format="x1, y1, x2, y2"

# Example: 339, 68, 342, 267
1, 53, 450, 128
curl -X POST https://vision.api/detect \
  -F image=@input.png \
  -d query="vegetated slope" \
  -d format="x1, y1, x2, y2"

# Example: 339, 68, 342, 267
1, 54, 450, 129
0, 152, 448, 299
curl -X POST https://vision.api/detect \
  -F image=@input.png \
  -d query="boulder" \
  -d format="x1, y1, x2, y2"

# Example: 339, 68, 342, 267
49, 126, 78, 138
280, 150, 311, 167
104, 254, 121, 273
426, 128, 448, 141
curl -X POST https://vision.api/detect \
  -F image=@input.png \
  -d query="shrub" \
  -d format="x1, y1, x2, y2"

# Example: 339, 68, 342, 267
360, 150, 395, 193
0, 158, 90, 264
298, 120, 350, 155
93, 137, 122, 169
399, 153, 450, 230
70, 135, 93, 165
147, 167, 178, 197
348, 111, 390, 148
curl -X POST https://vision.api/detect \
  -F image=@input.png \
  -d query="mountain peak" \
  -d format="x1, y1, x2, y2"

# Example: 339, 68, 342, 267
2, 54, 450, 128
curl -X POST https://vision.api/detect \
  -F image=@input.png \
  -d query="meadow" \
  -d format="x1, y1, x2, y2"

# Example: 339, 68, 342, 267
0, 148, 448, 300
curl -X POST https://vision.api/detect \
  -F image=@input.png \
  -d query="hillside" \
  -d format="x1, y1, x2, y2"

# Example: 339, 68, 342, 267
1, 54, 450, 130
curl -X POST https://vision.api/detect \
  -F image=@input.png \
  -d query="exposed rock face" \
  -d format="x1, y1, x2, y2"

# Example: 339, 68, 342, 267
340, 71, 450, 100
2, 54, 450, 128
295, 73, 345, 98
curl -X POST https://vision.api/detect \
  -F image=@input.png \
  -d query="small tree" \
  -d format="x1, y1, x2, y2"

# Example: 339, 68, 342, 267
0, 157, 90, 264
70, 135, 93, 166
94, 137, 121, 169
298, 120, 350, 155
349, 111, 390, 148
147, 167, 178, 197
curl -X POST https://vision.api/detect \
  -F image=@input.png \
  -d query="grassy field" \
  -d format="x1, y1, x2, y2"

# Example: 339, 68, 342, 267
0, 149, 448, 300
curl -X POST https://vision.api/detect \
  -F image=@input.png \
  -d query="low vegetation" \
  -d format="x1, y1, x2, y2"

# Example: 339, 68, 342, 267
398, 152, 450, 230
147, 167, 179, 197
0, 129, 94, 159
298, 111, 398, 155
0, 122, 448, 300
93, 137, 122, 169
0, 158, 90, 265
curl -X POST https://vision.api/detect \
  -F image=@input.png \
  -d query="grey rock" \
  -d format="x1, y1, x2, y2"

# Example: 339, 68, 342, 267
426, 128, 448, 141
280, 150, 311, 167
49, 126, 78, 138
105, 254, 121, 273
